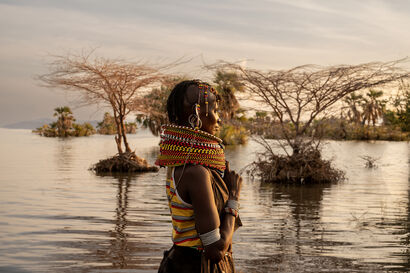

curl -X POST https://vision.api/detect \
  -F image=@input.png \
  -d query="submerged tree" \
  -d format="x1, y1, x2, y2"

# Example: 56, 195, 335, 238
39, 52, 169, 172
223, 59, 410, 183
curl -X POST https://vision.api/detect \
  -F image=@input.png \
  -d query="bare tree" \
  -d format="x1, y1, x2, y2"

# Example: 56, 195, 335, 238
39, 52, 168, 155
225, 59, 410, 155
221, 59, 410, 183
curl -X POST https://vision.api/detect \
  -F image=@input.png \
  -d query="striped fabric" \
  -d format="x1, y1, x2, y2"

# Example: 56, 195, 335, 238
165, 167, 202, 249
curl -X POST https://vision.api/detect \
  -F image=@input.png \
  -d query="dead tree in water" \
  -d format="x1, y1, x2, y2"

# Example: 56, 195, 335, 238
224, 59, 410, 183
39, 51, 174, 172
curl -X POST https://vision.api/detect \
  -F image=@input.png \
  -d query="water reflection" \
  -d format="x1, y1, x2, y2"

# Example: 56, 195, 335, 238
94, 171, 169, 271
400, 157, 410, 270
55, 139, 74, 172
274, 183, 327, 219
273, 183, 329, 252
239, 182, 384, 273
46, 172, 165, 272
1, 130, 410, 273
387, 167, 410, 272
110, 174, 131, 268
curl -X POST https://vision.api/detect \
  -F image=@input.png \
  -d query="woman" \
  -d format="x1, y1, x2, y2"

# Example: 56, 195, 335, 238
156, 80, 243, 273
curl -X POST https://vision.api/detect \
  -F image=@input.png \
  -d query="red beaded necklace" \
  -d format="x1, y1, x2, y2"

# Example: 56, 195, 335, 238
155, 124, 226, 172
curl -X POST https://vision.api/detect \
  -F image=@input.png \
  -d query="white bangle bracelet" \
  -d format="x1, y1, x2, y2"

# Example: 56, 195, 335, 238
199, 228, 221, 246
227, 199, 239, 211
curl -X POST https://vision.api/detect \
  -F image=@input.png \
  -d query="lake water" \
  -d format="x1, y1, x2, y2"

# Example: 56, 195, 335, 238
0, 128, 408, 273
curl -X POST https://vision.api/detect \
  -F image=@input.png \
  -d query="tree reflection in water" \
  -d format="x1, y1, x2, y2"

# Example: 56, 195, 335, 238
110, 174, 131, 268
272, 183, 331, 270
275, 183, 328, 255
242, 182, 383, 273
55, 138, 74, 172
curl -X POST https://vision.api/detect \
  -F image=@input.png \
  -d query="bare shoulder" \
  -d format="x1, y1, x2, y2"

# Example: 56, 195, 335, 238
182, 165, 215, 206
183, 164, 210, 179
175, 165, 211, 192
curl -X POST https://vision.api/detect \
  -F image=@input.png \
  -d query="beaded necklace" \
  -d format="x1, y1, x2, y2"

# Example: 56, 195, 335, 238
155, 124, 226, 172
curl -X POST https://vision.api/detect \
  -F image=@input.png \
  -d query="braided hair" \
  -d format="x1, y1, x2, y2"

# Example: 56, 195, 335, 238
167, 79, 215, 125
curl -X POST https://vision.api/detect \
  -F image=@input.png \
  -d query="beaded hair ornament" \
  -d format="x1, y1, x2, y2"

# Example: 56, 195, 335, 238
188, 81, 217, 130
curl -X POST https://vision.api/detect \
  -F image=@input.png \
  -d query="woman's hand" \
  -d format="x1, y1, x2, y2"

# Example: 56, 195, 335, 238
224, 161, 242, 201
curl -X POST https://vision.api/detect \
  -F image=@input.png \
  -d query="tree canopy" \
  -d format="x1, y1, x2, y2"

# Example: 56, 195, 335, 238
223, 59, 410, 155
39, 52, 169, 154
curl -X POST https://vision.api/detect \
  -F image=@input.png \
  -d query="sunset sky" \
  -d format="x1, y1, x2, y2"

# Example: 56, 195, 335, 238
1, 0, 409, 125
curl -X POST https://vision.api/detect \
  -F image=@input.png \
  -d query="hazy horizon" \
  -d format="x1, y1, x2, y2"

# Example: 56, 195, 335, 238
1, 0, 410, 125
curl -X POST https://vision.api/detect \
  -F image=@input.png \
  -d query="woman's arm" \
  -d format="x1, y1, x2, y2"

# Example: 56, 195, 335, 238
217, 161, 241, 254
183, 163, 242, 261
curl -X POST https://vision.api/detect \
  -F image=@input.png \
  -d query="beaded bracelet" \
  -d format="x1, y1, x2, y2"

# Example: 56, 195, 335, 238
224, 207, 239, 218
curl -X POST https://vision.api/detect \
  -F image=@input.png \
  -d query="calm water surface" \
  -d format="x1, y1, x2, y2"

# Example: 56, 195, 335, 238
0, 128, 408, 273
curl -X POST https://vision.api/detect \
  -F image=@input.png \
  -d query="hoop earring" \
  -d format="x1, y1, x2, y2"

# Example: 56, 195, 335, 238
188, 103, 202, 130
188, 114, 202, 130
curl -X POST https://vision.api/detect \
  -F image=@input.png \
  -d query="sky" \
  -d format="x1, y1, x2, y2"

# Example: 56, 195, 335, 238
1, 0, 410, 125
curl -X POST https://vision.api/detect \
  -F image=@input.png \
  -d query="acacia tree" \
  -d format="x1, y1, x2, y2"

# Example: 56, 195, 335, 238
230, 60, 409, 154
222, 60, 410, 183
39, 52, 167, 155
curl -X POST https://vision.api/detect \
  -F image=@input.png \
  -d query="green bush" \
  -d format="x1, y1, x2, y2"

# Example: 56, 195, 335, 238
97, 112, 137, 135
217, 124, 249, 145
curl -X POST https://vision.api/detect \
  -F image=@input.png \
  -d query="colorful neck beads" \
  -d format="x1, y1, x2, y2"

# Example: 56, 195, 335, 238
155, 124, 226, 172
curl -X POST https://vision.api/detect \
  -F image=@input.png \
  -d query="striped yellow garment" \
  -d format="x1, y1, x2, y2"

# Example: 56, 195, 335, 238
165, 167, 202, 249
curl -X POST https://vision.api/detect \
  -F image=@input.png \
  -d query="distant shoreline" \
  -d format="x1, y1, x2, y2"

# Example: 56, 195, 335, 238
1, 119, 99, 130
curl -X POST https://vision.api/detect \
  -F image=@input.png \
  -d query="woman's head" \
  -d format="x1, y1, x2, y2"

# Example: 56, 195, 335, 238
167, 80, 220, 135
